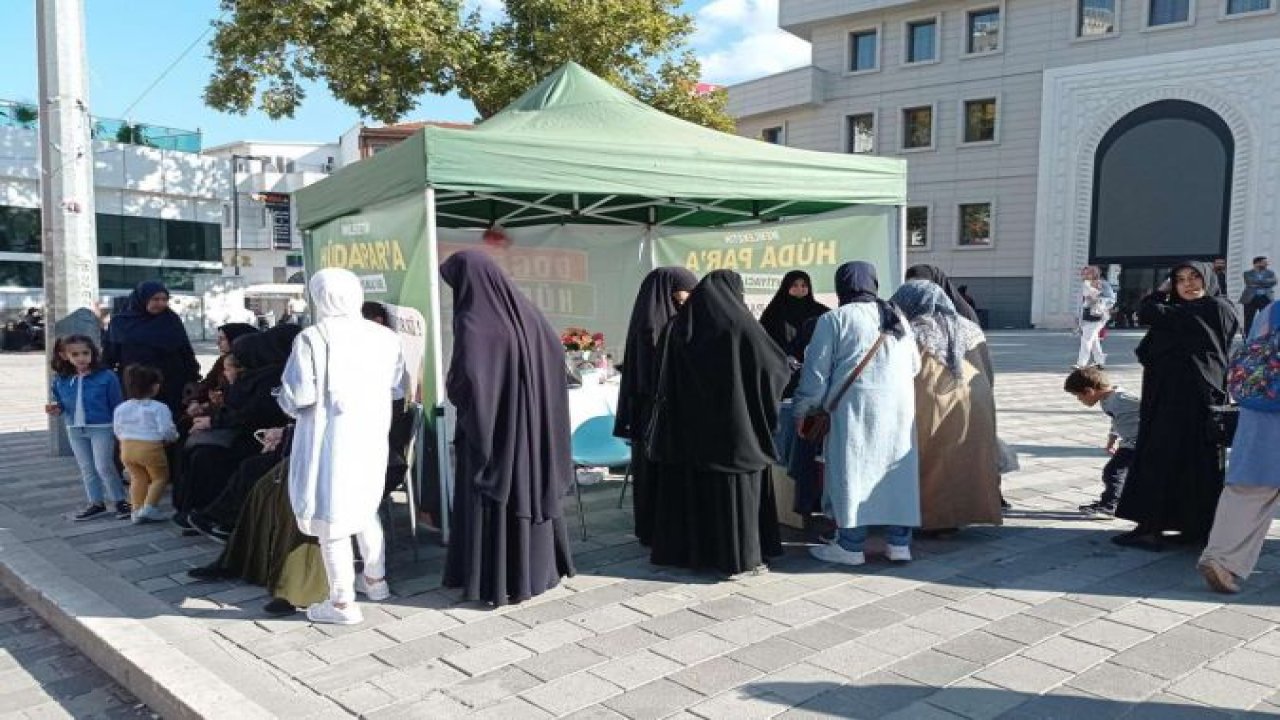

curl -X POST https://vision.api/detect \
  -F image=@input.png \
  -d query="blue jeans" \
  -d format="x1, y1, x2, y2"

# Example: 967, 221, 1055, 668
65, 425, 125, 504
837, 525, 913, 553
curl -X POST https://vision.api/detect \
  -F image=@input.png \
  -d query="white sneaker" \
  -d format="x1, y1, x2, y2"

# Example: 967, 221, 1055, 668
886, 544, 913, 563
355, 575, 391, 601
809, 543, 866, 567
136, 505, 169, 523
306, 600, 363, 625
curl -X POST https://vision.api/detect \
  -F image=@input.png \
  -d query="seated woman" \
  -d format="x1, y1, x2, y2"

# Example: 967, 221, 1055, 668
174, 324, 298, 529
890, 280, 1002, 533
188, 426, 328, 617
179, 323, 258, 435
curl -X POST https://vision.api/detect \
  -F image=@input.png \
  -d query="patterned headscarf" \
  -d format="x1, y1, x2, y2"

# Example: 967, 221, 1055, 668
890, 279, 985, 378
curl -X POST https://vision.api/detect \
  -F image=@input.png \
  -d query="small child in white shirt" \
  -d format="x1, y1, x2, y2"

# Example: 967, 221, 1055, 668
114, 365, 179, 524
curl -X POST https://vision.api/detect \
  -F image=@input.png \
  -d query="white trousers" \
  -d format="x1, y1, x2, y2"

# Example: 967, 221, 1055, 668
1077, 320, 1106, 367
317, 515, 386, 605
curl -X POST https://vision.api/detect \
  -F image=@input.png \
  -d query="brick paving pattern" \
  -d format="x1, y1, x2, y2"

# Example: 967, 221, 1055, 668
1, 332, 1279, 718
0, 587, 151, 719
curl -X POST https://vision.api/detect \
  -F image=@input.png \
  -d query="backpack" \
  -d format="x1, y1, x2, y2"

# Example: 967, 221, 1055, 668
1227, 302, 1280, 412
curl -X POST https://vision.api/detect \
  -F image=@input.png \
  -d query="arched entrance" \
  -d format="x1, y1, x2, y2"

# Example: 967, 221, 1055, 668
1090, 100, 1234, 324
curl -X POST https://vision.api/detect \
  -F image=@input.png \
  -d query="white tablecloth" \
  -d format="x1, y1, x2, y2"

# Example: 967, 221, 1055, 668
568, 375, 620, 432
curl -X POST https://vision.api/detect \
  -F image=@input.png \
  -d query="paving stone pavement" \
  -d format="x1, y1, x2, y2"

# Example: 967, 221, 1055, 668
2, 332, 1279, 719
0, 586, 152, 719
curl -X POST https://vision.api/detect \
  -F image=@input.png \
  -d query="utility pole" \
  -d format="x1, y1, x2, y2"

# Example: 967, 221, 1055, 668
37, 0, 100, 456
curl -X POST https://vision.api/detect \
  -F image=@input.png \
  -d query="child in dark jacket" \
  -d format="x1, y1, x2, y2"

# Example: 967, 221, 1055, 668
46, 335, 130, 520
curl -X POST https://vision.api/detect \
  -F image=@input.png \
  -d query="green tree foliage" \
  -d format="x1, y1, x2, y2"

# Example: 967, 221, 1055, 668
203, 0, 733, 131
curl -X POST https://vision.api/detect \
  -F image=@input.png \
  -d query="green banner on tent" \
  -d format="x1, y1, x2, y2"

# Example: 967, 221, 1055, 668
654, 207, 899, 311
305, 195, 439, 410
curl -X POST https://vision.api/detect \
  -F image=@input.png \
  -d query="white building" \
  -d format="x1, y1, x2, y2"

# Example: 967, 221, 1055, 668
0, 118, 227, 311
728, 0, 1280, 327
202, 140, 339, 285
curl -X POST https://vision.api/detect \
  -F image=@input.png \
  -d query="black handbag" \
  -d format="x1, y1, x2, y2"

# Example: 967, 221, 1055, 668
1081, 306, 1104, 323
1207, 404, 1239, 448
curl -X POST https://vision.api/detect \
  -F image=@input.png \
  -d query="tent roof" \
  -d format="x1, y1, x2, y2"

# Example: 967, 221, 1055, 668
296, 63, 906, 230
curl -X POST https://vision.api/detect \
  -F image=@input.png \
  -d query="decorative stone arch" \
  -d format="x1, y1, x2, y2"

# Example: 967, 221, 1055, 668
1066, 88, 1254, 300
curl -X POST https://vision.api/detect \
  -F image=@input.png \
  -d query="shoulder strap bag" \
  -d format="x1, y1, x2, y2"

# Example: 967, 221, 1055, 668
798, 331, 888, 444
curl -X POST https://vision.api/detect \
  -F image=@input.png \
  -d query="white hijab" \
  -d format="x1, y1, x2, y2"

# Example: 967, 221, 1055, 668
308, 268, 364, 413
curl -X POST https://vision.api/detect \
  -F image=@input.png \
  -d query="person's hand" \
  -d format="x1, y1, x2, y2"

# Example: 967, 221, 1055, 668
260, 427, 284, 453
44, 403, 60, 416
787, 356, 803, 371
208, 390, 224, 408
191, 417, 212, 432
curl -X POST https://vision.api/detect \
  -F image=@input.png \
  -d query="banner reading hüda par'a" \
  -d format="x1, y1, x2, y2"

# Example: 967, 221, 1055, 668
304, 194, 437, 409
654, 206, 901, 316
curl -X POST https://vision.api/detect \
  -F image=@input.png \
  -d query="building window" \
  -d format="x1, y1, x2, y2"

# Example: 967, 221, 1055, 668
1078, 0, 1118, 35
848, 29, 879, 72
963, 98, 998, 144
966, 7, 1002, 54
906, 18, 938, 63
846, 114, 875, 154
907, 207, 930, 249
1226, 0, 1272, 14
902, 106, 934, 150
0, 206, 41, 253
959, 203, 993, 246
761, 126, 785, 144
1148, 0, 1191, 25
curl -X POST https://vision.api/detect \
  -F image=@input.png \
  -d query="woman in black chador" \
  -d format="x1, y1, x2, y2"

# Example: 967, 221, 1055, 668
1114, 261, 1239, 551
441, 250, 575, 606
615, 267, 699, 547
758, 270, 830, 354
648, 270, 790, 576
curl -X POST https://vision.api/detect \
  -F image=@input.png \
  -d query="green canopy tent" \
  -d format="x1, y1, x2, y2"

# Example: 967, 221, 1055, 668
295, 62, 906, 541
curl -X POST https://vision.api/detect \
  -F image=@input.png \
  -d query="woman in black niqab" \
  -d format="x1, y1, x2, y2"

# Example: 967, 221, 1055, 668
1114, 261, 1239, 550
615, 266, 698, 546
647, 270, 790, 576
440, 249, 575, 606
905, 264, 980, 325
104, 280, 200, 416
759, 271, 830, 352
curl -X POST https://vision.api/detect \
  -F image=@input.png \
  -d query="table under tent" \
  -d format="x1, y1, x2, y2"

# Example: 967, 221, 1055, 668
294, 62, 908, 543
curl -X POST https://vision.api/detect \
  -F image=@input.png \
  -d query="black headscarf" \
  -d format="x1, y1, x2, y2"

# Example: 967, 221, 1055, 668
758, 270, 830, 352
648, 270, 790, 473
108, 281, 190, 350
441, 249, 572, 523
218, 323, 299, 431
614, 267, 698, 440
905, 264, 980, 324
1135, 260, 1239, 396
219, 323, 258, 346
836, 261, 905, 338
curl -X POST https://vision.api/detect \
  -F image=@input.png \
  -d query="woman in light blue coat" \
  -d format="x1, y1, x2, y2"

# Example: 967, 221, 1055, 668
793, 262, 920, 566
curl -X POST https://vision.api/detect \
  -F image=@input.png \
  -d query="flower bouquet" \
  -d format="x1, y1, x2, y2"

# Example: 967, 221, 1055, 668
561, 327, 605, 353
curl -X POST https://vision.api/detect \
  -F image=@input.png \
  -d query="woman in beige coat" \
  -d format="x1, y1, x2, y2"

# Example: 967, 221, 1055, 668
890, 280, 1002, 532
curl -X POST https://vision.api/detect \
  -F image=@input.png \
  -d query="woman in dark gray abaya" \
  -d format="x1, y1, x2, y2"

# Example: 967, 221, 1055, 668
441, 250, 576, 606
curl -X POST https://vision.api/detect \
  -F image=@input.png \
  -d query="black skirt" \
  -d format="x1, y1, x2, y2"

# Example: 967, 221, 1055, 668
442, 460, 576, 607
650, 465, 783, 576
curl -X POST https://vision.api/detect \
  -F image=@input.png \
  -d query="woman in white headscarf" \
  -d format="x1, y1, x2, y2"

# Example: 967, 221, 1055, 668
278, 268, 406, 625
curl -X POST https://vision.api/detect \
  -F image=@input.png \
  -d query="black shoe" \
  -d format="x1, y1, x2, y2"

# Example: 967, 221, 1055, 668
189, 513, 230, 544
74, 504, 108, 521
1078, 502, 1116, 518
187, 564, 235, 581
114, 501, 133, 520
263, 597, 297, 616
172, 511, 193, 530
1112, 531, 1164, 552
1000, 497, 1012, 511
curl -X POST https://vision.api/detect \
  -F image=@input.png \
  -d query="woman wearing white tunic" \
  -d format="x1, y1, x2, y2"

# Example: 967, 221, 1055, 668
278, 268, 406, 625
793, 262, 920, 566
1076, 266, 1114, 369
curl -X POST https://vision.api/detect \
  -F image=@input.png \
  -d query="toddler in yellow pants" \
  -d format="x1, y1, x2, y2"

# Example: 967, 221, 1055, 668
113, 365, 179, 523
